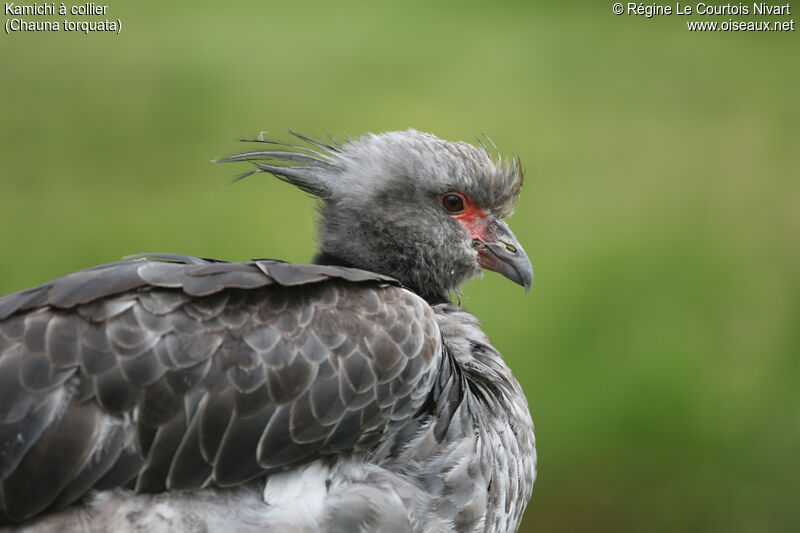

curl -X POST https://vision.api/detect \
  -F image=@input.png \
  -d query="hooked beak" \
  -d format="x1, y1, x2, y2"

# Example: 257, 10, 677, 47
471, 215, 533, 293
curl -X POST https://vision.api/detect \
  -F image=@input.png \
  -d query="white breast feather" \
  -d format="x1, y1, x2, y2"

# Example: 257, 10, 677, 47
262, 460, 331, 528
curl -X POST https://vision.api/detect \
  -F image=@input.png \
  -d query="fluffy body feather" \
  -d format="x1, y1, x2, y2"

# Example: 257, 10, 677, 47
0, 130, 536, 532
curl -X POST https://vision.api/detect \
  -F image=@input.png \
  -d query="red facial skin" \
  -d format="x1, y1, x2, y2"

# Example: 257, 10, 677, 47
438, 192, 492, 260
439, 191, 533, 291
456, 204, 489, 237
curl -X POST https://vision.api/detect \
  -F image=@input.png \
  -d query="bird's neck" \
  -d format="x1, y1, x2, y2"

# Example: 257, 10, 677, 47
312, 251, 358, 270
312, 251, 450, 305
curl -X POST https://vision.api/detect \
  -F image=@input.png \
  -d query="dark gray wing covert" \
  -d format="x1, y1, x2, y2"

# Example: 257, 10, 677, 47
0, 256, 441, 525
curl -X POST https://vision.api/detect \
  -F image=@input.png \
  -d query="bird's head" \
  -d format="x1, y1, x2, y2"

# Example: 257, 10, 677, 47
222, 129, 532, 303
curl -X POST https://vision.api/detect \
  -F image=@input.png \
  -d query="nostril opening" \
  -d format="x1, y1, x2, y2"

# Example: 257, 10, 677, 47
505, 243, 517, 253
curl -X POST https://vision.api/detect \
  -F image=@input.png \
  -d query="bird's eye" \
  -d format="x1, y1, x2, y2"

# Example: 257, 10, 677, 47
441, 193, 465, 213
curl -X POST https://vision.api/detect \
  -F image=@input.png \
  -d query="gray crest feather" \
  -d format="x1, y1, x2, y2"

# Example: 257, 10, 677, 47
219, 129, 524, 217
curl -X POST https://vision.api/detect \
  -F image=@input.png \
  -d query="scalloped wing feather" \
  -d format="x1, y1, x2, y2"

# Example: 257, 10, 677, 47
0, 256, 440, 525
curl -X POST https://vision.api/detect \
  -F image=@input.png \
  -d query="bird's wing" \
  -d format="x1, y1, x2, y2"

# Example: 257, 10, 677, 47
0, 256, 441, 524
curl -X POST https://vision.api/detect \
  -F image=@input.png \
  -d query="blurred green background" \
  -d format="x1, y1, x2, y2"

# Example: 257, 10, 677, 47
1, 1, 798, 531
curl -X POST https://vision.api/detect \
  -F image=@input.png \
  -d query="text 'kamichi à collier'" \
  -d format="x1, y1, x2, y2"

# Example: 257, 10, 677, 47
4, 2, 108, 16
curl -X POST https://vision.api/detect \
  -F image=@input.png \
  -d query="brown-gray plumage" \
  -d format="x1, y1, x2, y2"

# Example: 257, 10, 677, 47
0, 129, 536, 532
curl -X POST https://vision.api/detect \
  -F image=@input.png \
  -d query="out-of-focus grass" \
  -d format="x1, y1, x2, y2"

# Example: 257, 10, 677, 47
1, 2, 798, 531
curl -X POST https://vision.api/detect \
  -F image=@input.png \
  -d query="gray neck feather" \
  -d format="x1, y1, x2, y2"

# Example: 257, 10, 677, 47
315, 203, 476, 303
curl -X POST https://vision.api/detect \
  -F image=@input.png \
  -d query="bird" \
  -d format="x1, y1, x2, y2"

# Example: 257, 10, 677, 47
0, 129, 536, 532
